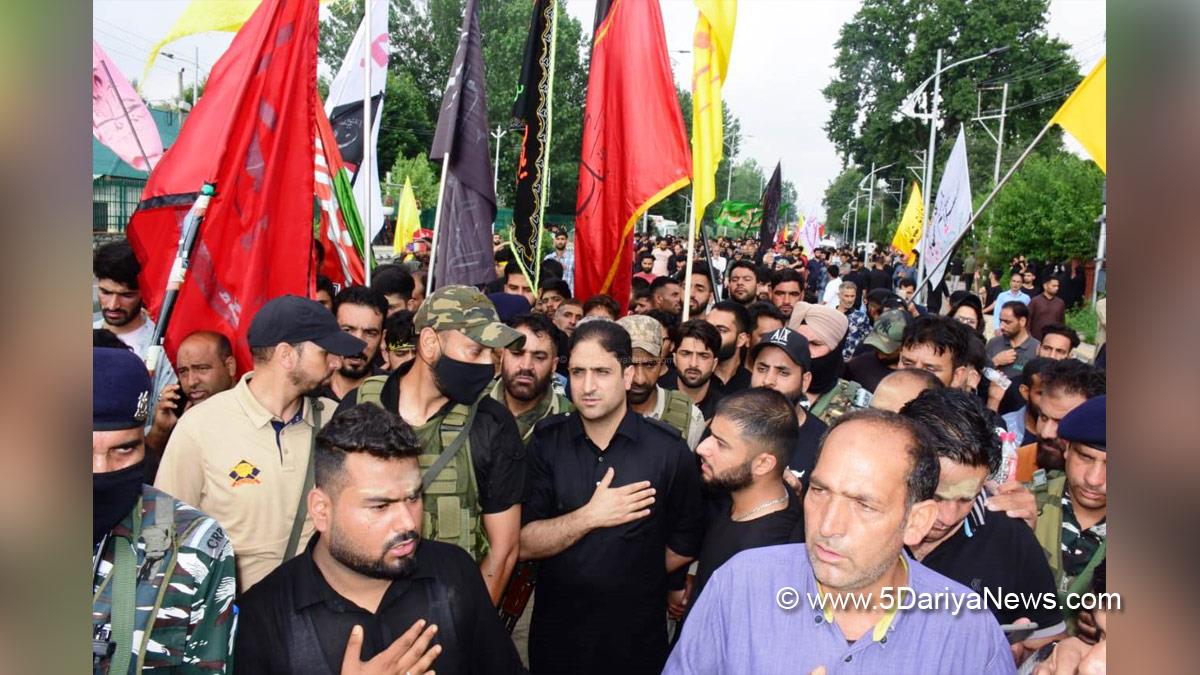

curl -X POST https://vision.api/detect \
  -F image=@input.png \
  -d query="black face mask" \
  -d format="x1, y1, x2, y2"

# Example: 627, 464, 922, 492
93, 461, 145, 544
806, 349, 845, 395
433, 355, 495, 405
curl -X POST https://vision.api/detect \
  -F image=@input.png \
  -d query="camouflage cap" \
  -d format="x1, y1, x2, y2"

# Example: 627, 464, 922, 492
616, 314, 663, 358
414, 285, 525, 349
863, 308, 910, 354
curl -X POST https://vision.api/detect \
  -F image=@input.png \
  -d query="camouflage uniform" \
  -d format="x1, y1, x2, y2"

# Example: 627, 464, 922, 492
92, 485, 236, 673
488, 377, 573, 444
809, 378, 865, 425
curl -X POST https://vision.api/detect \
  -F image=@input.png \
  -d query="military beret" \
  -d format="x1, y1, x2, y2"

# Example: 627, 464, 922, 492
1057, 394, 1105, 451
93, 347, 152, 431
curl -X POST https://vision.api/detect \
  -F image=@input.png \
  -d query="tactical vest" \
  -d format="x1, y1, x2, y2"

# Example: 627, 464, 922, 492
1033, 470, 1107, 629
810, 379, 863, 425
358, 376, 489, 562
658, 390, 695, 441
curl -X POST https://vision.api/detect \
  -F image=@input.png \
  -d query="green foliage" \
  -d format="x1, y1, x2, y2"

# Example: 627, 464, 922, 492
823, 0, 1079, 192
1065, 302, 1097, 344
387, 154, 439, 208
980, 152, 1103, 267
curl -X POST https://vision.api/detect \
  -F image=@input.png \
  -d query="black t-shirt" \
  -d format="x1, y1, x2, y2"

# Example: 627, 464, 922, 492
658, 370, 725, 420
788, 412, 828, 481
719, 365, 753, 393
234, 536, 524, 675
866, 268, 892, 292
688, 488, 803, 616
337, 362, 526, 514
985, 284, 1002, 309
920, 510, 1065, 632
524, 410, 703, 674
845, 353, 894, 393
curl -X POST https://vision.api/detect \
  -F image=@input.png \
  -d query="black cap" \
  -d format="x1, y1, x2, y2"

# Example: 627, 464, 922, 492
93, 347, 153, 431
749, 327, 812, 371
247, 295, 366, 356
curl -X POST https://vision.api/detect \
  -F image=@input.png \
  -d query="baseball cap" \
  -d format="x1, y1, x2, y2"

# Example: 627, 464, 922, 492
749, 327, 812, 371
617, 314, 664, 358
247, 294, 366, 356
94, 347, 153, 431
414, 285, 525, 349
863, 309, 910, 354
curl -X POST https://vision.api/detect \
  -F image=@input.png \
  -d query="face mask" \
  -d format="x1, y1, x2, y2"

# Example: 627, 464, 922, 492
434, 355, 495, 405
806, 349, 845, 395
93, 460, 145, 544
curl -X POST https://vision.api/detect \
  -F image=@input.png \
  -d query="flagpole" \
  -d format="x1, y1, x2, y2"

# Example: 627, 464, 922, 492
683, 189, 699, 322
533, 0, 559, 292
914, 118, 1053, 297
362, 0, 373, 286
427, 152, 451, 292
99, 58, 156, 173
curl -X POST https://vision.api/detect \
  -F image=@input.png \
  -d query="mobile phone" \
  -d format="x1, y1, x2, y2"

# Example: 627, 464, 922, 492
172, 388, 188, 418
1000, 621, 1039, 644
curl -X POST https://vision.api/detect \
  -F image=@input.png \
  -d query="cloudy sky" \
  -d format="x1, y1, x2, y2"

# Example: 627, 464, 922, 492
94, 0, 1105, 219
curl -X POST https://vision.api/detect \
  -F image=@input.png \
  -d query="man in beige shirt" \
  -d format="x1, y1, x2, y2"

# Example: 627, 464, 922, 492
156, 295, 366, 591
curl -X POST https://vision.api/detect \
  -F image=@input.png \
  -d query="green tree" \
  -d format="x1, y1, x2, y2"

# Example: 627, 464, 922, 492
387, 153, 440, 208
821, 167, 864, 237
823, 0, 1080, 192
980, 152, 1103, 266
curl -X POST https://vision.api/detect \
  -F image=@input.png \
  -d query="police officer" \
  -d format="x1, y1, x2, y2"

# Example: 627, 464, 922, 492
1034, 395, 1107, 638
92, 347, 236, 673
338, 285, 527, 605
787, 301, 865, 423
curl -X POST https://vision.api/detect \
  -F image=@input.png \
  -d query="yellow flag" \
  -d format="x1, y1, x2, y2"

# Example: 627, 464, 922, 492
891, 182, 924, 265
690, 0, 738, 231
141, 0, 332, 90
1050, 56, 1106, 173
393, 178, 421, 255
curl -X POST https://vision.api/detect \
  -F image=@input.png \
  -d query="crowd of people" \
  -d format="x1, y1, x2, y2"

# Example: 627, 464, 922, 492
92, 228, 1108, 674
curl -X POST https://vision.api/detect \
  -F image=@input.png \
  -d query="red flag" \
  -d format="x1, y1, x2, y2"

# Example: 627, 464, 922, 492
127, 0, 319, 375
314, 100, 367, 289
574, 0, 691, 306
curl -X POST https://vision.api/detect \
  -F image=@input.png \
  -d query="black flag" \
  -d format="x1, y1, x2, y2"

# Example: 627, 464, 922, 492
429, 0, 495, 289
510, 0, 556, 289
758, 161, 782, 255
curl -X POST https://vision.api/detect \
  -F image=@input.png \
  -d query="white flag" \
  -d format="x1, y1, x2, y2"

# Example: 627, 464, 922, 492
923, 126, 972, 289
325, 0, 389, 245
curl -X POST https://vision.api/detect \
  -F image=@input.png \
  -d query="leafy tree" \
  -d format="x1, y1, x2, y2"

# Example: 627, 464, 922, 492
822, 167, 864, 237
823, 0, 1080, 191
387, 153, 439, 208
979, 152, 1103, 266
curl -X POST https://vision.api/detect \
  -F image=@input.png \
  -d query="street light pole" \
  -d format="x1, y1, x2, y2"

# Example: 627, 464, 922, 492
491, 125, 509, 198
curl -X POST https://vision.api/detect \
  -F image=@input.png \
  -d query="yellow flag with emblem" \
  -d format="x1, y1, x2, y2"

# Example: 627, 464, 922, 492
891, 182, 924, 265
690, 0, 738, 231
1050, 56, 1106, 173
393, 177, 421, 256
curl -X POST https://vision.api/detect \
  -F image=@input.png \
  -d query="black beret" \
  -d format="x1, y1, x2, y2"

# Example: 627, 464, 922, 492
1058, 395, 1105, 451
93, 347, 152, 431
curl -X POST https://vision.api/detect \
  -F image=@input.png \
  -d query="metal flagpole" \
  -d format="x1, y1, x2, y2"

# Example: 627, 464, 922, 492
98, 59, 155, 172
865, 161, 876, 247
363, 0, 374, 286
917, 48, 943, 303
427, 153, 452, 292
698, 221, 721, 302
683, 191, 699, 322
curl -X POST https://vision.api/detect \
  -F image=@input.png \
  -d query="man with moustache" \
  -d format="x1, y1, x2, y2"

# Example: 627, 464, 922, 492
234, 403, 524, 674
725, 259, 760, 306
902, 389, 1066, 662
1000, 357, 1054, 447
687, 262, 716, 316
156, 295, 364, 592
144, 331, 237, 478
651, 276, 685, 318
748, 327, 827, 482
1032, 360, 1106, 474
318, 286, 389, 401
770, 269, 805, 319
687, 389, 802, 614
706, 301, 753, 391
489, 313, 573, 443
744, 301, 786, 356
1033, 396, 1108, 639
665, 409, 1014, 674
618, 314, 706, 450
338, 286, 528, 605
520, 320, 703, 674
665, 320, 726, 420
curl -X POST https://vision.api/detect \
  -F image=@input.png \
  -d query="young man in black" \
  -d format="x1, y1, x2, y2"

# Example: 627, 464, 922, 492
687, 388, 802, 615
748, 327, 827, 481
901, 389, 1066, 663
519, 321, 703, 674
235, 403, 523, 674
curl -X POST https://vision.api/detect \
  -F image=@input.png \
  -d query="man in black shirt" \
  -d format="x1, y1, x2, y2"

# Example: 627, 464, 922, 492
668, 319, 726, 420
706, 301, 753, 392
748, 327, 827, 481
845, 308, 909, 393
235, 403, 523, 674
338, 285, 528, 605
519, 320, 703, 674
866, 254, 893, 292
900, 389, 1066, 662
688, 388, 802, 615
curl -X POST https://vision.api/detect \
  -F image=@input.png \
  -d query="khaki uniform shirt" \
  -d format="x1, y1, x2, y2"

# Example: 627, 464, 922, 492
155, 373, 335, 592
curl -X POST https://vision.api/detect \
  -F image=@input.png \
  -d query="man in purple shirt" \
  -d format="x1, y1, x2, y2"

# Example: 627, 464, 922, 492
665, 409, 1016, 675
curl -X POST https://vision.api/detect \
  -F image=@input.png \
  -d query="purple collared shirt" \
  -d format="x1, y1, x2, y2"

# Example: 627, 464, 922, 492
665, 544, 1016, 675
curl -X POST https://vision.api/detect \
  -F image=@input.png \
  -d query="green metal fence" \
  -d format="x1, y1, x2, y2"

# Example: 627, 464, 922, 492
93, 176, 146, 233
